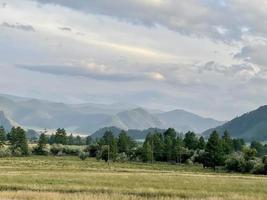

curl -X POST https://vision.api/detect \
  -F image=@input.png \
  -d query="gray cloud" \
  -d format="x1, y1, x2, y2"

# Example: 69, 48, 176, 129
198, 61, 256, 77
34, 0, 267, 41
234, 41, 267, 67
1, 22, 35, 32
58, 27, 72, 32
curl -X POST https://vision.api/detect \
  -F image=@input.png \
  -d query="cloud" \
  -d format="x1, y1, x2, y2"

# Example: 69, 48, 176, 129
1, 22, 35, 32
34, 0, 267, 41
58, 27, 72, 32
234, 40, 267, 68
17, 64, 166, 82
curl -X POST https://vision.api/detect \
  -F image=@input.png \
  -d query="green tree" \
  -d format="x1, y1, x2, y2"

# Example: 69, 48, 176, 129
198, 136, 206, 150
54, 128, 67, 145
204, 131, 224, 170
99, 131, 117, 160
233, 138, 245, 151
183, 131, 199, 150
86, 136, 92, 145
117, 130, 136, 155
174, 134, 184, 163
9, 127, 29, 156
250, 141, 264, 157
222, 131, 234, 154
67, 133, 75, 145
0, 126, 6, 147
142, 140, 153, 162
34, 133, 48, 155
163, 128, 176, 161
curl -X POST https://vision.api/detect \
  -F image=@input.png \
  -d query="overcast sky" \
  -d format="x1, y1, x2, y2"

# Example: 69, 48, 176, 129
1, 0, 267, 120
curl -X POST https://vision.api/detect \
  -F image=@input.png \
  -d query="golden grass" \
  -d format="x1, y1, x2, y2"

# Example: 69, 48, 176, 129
0, 156, 266, 200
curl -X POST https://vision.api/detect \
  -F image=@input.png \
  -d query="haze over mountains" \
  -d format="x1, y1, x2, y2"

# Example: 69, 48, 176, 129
0, 94, 223, 135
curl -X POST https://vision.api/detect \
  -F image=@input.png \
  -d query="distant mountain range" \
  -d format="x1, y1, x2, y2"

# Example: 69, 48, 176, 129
203, 105, 267, 141
0, 94, 223, 135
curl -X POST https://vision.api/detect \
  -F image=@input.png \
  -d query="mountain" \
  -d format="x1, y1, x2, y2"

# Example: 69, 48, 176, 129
203, 105, 267, 141
0, 110, 38, 139
0, 94, 223, 135
91, 126, 165, 140
157, 109, 224, 133
0, 111, 17, 131
115, 108, 163, 130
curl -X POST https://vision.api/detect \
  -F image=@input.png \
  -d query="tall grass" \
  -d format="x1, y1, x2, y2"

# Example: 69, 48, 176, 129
0, 156, 266, 200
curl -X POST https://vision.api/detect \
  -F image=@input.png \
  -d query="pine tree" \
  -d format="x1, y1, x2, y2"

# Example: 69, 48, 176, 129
86, 136, 92, 145
183, 131, 199, 150
198, 136, 206, 150
222, 130, 234, 154
0, 126, 6, 147
205, 131, 224, 170
9, 127, 29, 156
54, 128, 67, 145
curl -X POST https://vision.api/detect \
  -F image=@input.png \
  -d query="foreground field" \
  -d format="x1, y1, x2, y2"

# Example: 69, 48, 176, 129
0, 157, 266, 200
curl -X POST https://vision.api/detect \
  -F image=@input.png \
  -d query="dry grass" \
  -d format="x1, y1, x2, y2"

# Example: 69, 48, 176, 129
0, 156, 266, 200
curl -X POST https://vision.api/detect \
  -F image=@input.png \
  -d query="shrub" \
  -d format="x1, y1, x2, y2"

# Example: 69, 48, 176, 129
84, 145, 99, 157
33, 145, 50, 156
115, 152, 128, 162
78, 152, 88, 161
225, 153, 244, 172
62, 146, 80, 156
0, 147, 11, 157
50, 144, 64, 156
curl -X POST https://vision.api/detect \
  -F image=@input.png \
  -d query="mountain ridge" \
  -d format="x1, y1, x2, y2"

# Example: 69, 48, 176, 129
202, 105, 267, 141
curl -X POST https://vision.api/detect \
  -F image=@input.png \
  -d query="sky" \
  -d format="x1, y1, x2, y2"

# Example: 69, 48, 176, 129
0, 0, 267, 120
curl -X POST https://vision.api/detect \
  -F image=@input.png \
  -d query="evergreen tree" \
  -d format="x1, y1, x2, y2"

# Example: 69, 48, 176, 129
68, 134, 75, 145
9, 127, 29, 156
152, 132, 164, 161
75, 135, 82, 145
183, 131, 199, 150
233, 138, 245, 151
174, 134, 184, 163
205, 131, 224, 170
34, 133, 48, 155
0, 126, 6, 147
250, 141, 264, 157
142, 141, 153, 162
86, 136, 92, 145
100, 131, 117, 160
163, 128, 176, 161
222, 131, 234, 154
198, 136, 206, 150
38, 133, 48, 149
54, 128, 67, 145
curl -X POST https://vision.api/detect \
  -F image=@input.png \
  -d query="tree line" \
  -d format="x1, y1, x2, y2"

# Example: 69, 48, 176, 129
0, 126, 266, 174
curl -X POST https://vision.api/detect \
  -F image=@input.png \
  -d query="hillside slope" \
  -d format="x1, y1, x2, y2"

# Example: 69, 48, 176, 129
158, 109, 224, 133
203, 105, 267, 141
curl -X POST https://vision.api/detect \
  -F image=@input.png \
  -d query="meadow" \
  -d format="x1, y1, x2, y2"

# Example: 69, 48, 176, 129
0, 156, 266, 200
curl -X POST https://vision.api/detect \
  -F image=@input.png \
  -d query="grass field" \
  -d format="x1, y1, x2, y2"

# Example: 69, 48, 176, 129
0, 156, 266, 200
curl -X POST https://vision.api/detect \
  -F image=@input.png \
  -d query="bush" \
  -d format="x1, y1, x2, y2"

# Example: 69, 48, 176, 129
115, 152, 128, 162
225, 153, 244, 172
12, 147, 23, 157
78, 152, 88, 160
33, 146, 50, 156
50, 144, 64, 156
0, 147, 11, 157
84, 145, 99, 157
62, 146, 80, 156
